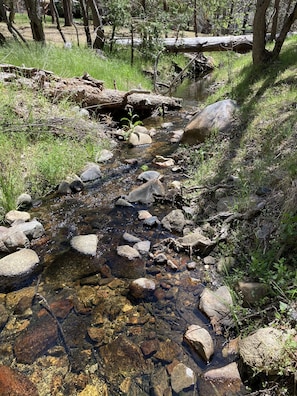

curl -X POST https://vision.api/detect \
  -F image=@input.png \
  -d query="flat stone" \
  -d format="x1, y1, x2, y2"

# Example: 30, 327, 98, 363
0, 249, 39, 276
126, 179, 165, 204
5, 210, 31, 224
70, 234, 98, 256
138, 210, 152, 220
0, 365, 38, 396
184, 324, 214, 363
171, 362, 195, 393
123, 232, 141, 243
14, 313, 58, 364
177, 229, 214, 253
200, 362, 245, 395
11, 219, 45, 239
117, 245, 141, 260
137, 170, 161, 182
133, 240, 151, 255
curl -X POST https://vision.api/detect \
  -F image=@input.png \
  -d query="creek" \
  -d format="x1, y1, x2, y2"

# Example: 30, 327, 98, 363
1, 76, 238, 395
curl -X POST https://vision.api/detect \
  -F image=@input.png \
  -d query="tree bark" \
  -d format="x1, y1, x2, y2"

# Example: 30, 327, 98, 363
252, 0, 271, 65
79, 0, 92, 47
62, 0, 73, 26
24, 0, 45, 42
87, 0, 104, 49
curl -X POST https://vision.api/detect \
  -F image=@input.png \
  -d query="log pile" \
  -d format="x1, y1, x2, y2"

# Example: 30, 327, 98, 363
0, 64, 182, 116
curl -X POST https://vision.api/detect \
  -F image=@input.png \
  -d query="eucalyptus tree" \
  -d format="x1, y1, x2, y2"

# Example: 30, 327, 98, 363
253, 0, 297, 64
24, 0, 45, 42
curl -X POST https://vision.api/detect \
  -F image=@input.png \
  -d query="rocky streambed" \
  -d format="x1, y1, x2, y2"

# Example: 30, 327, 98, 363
0, 104, 295, 396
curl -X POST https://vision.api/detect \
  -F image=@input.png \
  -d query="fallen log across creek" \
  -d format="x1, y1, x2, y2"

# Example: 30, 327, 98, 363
115, 34, 254, 54
0, 64, 183, 115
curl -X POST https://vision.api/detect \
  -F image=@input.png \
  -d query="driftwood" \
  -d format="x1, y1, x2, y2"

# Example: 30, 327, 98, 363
0, 65, 182, 115
115, 34, 253, 54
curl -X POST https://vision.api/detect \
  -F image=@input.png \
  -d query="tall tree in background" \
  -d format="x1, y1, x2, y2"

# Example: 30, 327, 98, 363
253, 0, 297, 65
63, 0, 73, 26
88, 0, 105, 49
24, 0, 45, 42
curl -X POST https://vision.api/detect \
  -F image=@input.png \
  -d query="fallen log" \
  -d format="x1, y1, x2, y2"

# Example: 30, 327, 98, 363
115, 34, 254, 54
0, 65, 182, 115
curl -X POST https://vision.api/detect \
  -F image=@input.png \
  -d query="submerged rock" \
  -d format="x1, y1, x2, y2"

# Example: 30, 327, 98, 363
171, 362, 195, 394
0, 365, 38, 396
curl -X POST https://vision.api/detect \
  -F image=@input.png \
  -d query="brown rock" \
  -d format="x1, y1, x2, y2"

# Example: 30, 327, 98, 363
0, 365, 38, 396
38, 298, 73, 319
100, 335, 147, 376
140, 339, 160, 357
154, 339, 182, 363
14, 313, 58, 364
200, 362, 245, 395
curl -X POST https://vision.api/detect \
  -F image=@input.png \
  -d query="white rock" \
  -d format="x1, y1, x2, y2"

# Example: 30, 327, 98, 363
129, 277, 156, 299
117, 245, 141, 260
11, 219, 44, 239
133, 240, 151, 254
123, 232, 141, 243
129, 132, 152, 146
0, 249, 39, 276
71, 234, 98, 256
184, 324, 214, 363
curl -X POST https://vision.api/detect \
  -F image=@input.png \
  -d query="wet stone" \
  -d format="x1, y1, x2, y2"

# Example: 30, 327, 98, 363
154, 339, 182, 363
100, 335, 148, 377
129, 277, 156, 299
140, 339, 160, 357
184, 324, 214, 363
14, 313, 58, 364
70, 234, 98, 256
117, 245, 141, 260
171, 362, 195, 394
200, 362, 245, 395
0, 365, 38, 396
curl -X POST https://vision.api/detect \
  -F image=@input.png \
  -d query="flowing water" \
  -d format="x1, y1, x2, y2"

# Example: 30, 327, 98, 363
0, 77, 237, 395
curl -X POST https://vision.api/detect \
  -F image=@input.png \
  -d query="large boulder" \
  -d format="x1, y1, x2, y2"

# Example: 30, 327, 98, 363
183, 99, 238, 144
239, 327, 296, 375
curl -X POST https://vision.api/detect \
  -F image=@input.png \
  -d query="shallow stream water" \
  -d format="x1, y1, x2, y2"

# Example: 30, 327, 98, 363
0, 77, 238, 395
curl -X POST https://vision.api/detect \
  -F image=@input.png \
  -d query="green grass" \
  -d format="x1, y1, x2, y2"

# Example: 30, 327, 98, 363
0, 41, 152, 91
183, 35, 297, 317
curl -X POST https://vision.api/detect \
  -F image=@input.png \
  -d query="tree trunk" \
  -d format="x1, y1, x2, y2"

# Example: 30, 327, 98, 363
87, 0, 104, 49
62, 0, 73, 26
116, 34, 254, 54
270, 0, 280, 40
252, 0, 271, 65
24, 0, 45, 42
79, 0, 92, 47
271, 1, 297, 59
